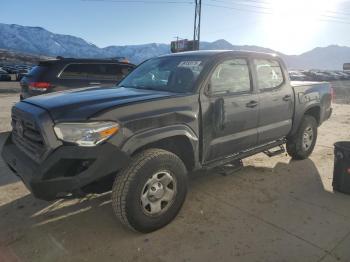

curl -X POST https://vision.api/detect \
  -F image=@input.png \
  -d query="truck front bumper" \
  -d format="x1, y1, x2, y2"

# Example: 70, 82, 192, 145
1, 133, 130, 201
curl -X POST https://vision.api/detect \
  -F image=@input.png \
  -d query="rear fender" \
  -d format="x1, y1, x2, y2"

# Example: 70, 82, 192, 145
291, 104, 321, 135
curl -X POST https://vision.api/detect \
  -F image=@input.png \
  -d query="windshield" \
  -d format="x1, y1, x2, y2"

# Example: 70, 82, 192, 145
118, 56, 206, 93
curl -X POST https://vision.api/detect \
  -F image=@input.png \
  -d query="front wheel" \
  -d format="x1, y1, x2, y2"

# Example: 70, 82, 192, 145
112, 149, 188, 233
286, 115, 318, 160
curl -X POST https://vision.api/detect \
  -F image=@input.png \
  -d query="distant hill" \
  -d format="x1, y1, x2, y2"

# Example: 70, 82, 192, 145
1, 23, 350, 69
284, 45, 350, 70
0, 48, 52, 65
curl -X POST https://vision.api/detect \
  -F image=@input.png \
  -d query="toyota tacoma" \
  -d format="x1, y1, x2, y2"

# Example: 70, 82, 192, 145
2, 51, 332, 232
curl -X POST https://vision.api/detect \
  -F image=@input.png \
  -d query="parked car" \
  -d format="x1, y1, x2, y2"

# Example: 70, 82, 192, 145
16, 69, 30, 81
303, 71, 332, 81
334, 71, 350, 80
341, 71, 350, 79
289, 70, 308, 81
2, 51, 333, 233
0, 68, 11, 81
322, 71, 342, 80
2, 66, 18, 74
20, 57, 135, 100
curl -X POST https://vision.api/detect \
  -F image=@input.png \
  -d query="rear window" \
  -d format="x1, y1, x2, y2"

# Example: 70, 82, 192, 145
27, 66, 48, 78
59, 63, 133, 80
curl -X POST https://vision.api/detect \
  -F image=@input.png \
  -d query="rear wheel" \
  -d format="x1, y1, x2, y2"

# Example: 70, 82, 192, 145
286, 115, 318, 160
112, 149, 188, 233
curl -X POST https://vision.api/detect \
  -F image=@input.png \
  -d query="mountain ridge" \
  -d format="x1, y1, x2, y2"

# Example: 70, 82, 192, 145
0, 23, 349, 70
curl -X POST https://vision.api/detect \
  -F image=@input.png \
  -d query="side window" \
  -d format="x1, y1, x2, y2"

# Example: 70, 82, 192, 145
60, 64, 89, 79
101, 64, 133, 81
254, 59, 284, 90
60, 64, 133, 80
85, 64, 103, 79
86, 64, 124, 80
210, 59, 251, 95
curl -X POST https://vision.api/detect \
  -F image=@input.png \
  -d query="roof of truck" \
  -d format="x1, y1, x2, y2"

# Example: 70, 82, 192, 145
162, 50, 280, 59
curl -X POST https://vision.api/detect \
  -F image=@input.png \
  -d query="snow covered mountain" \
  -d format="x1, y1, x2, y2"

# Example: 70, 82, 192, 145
0, 23, 104, 58
1, 23, 350, 69
0, 23, 170, 63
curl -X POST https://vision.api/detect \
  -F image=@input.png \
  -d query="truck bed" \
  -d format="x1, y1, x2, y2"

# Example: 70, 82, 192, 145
290, 80, 332, 133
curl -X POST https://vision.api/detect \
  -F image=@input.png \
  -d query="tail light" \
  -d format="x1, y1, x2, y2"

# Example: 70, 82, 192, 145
29, 82, 51, 91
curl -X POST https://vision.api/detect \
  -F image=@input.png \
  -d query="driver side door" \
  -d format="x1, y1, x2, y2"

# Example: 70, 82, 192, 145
201, 57, 259, 163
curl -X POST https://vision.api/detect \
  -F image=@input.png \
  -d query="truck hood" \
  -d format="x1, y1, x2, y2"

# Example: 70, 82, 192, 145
23, 86, 176, 121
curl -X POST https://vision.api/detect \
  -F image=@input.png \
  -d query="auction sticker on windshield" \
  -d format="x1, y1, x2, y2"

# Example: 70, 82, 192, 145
178, 61, 202, 68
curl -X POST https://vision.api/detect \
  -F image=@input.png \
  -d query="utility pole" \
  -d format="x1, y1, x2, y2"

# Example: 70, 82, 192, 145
193, 0, 202, 50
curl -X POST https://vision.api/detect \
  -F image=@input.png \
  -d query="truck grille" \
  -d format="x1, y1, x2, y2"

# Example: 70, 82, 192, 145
11, 111, 46, 161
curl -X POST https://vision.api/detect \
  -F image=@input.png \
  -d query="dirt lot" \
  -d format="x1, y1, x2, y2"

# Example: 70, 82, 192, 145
0, 84, 350, 261
0, 81, 20, 94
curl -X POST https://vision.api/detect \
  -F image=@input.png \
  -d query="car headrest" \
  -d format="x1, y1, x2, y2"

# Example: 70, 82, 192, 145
168, 67, 195, 92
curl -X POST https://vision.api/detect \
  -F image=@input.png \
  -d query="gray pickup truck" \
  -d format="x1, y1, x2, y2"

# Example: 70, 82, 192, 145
2, 51, 332, 232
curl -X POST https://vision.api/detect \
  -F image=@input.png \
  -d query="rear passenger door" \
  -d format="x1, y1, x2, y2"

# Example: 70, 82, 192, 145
202, 58, 259, 162
253, 58, 294, 145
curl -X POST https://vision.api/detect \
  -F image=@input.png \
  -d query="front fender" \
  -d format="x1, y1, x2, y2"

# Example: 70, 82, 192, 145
121, 124, 200, 166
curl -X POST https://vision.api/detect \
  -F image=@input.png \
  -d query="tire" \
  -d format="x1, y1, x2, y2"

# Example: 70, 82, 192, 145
286, 115, 318, 160
112, 148, 188, 233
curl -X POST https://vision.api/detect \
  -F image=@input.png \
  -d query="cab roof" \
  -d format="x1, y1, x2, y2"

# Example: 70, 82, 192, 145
161, 50, 280, 59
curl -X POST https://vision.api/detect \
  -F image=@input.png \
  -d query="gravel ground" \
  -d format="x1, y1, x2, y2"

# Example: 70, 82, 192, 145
0, 80, 20, 93
0, 89, 350, 261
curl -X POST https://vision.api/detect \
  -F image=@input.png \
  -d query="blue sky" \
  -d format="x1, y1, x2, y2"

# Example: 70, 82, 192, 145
1, 0, 350, 55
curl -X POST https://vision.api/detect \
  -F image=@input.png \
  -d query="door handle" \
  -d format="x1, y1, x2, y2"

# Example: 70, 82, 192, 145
283, 95, 292, 101
246, 100, 258, 108
89, 82, 101, 85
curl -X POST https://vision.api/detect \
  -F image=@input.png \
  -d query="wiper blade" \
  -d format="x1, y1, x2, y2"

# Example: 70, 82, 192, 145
118, 85, 134, 88
138, 87, 160, 91
123, 86, 160, 91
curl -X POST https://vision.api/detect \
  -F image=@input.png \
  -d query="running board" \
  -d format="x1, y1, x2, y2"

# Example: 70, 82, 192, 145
263, 145, 285, 157
203, 139, 286, 169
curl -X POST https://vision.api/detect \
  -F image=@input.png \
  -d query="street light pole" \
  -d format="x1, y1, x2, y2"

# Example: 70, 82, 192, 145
193, 0, 202, 50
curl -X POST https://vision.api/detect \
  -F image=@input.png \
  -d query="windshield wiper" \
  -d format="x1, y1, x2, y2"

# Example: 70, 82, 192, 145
137, 87, 161, 91
118, 85, 174, 92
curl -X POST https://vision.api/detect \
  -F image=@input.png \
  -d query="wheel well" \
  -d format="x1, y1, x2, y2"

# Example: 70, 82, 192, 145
304, 107, 320, 124
132, 136, 195, 171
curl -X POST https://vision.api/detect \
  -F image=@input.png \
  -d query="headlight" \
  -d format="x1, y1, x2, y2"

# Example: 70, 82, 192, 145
54, 121, 119, 147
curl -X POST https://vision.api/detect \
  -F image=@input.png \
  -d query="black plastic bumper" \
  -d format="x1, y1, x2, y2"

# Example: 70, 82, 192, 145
1, 134, 130, 201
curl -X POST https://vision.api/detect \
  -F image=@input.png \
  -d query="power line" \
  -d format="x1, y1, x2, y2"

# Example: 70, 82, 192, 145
81, 0, 350, 38
208, 0, 350, 21
82, 0, 350, 24
82, 0, 193, 4
204, 2, 350, 25
211, 0, 350, 16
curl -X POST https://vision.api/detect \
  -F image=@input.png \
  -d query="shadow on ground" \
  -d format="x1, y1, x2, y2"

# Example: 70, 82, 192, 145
0, 132, 20, 188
